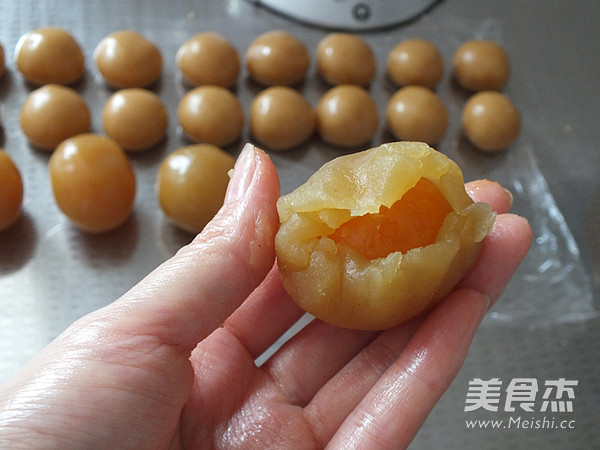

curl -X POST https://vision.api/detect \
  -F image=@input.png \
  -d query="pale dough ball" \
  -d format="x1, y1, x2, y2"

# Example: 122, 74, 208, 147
15, 27, 84, 85
316, 33, 375, 86
176, 32, 240, 88
177, 86, 244, 147
102, 88, 168, 151
250, 86, 315, 151
386, 86, 448, 145
20, 84, 91, 150
462, 91, 520, 152
453, 40, 510, 91
246, 30, 309, 86
0, 42, 5, 77
94, 30, 162, 88
316, 85, 378, 148
386, 39, 444, 88
156, 144, 235, 233
49, 134, 136, 233
0, 150, 24, 232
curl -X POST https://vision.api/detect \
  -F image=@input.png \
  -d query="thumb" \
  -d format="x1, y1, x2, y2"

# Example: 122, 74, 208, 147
110, 143, 281, 351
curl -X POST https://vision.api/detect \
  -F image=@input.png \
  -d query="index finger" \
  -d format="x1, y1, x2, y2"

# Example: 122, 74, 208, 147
108, 144, 281, 351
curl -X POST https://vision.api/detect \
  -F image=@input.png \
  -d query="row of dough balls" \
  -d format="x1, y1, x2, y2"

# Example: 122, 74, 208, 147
0, 28, 519, 235
0, 29, 239, 234
0, 136, 234, 235
385, 38, 519, 152
0, 30, 237, 234
4, 27, 519, 152
5, 27, 509, 90
1, 82, 518, 235
17, 80, 519, 156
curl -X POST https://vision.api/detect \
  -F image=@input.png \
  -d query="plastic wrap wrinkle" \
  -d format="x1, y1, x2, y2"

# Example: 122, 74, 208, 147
483, 143, 599, 328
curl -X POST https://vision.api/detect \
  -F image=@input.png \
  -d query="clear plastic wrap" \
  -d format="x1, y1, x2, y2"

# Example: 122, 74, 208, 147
479, 143, 599, 328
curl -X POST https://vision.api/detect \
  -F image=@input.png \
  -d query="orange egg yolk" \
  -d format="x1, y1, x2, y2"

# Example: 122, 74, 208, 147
329, 178, 452, 259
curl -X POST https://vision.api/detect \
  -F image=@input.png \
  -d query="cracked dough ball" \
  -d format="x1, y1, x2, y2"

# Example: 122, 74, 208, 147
275, 142, 495, 330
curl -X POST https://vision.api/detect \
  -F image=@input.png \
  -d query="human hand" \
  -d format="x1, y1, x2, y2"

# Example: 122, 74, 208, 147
0, 144, 531, 449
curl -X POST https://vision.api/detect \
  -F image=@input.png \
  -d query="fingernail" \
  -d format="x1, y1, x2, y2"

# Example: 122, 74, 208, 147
225, 143, 257, 203
482, 294, 492, 313
504, 187, 514, 208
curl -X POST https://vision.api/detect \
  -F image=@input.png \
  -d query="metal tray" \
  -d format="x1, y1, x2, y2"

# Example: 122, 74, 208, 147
1, 1, 598, 448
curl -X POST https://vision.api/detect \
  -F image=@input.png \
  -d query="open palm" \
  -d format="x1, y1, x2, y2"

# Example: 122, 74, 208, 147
0, 145, 531, 449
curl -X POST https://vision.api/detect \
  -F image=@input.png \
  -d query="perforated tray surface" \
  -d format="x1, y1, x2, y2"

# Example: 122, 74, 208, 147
1, 1, 599, 448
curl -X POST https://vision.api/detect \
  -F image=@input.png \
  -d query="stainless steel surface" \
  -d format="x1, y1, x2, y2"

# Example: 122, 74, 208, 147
1, 1, 598, 448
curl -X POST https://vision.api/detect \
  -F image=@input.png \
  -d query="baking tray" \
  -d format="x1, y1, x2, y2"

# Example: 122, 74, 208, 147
1, 1, 598, 448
